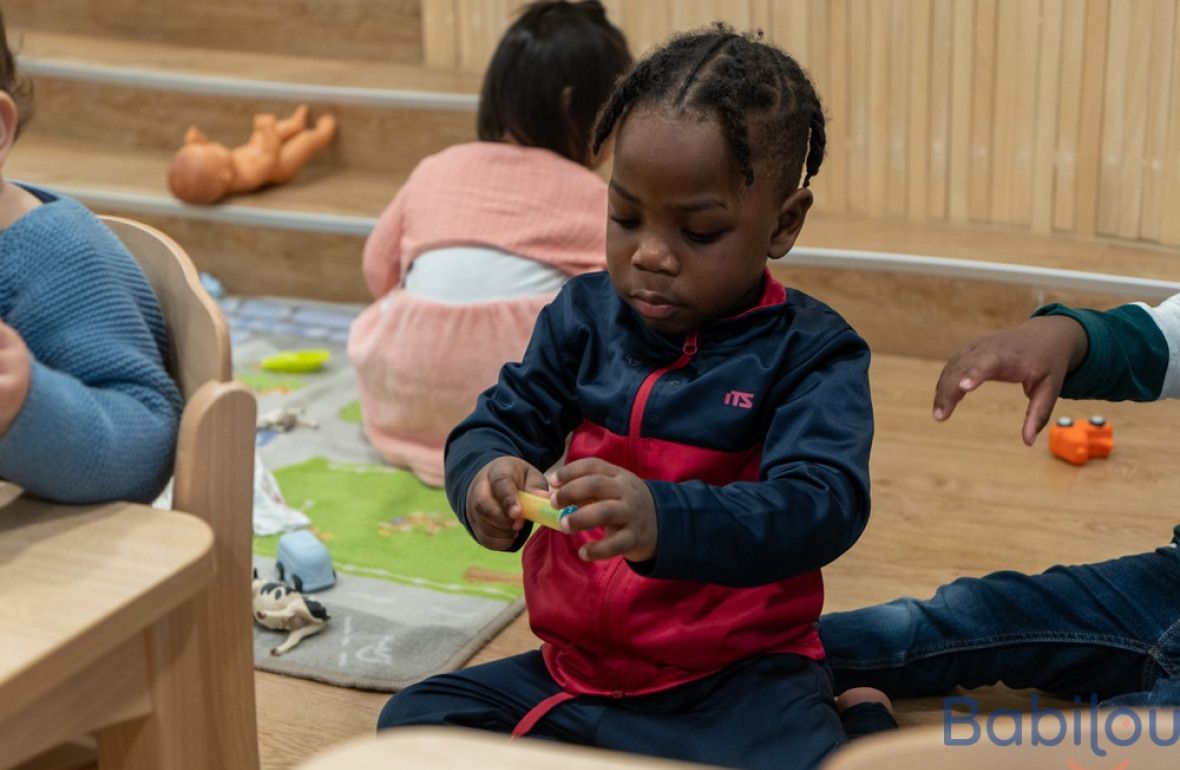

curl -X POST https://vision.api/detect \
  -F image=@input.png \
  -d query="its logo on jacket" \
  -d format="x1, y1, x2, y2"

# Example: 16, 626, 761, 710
724, 390, 754, 409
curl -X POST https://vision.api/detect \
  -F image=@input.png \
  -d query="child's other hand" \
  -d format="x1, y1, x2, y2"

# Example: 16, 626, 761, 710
466, 456, 547, 550
548, 458, 657, 563
0, 321, 30, 438
932, 315, 1088, 446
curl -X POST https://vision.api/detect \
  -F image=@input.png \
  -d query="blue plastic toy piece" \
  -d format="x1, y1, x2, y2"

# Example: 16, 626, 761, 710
275, 529, 336, 592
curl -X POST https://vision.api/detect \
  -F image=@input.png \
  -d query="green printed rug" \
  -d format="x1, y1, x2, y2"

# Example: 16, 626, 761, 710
257, 458, 524, 605
228, 299, 526, 692
251, 458, 525, 691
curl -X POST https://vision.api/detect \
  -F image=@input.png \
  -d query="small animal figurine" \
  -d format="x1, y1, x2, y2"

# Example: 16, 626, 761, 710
251, 570, 330, 655
257, 406, 319, 433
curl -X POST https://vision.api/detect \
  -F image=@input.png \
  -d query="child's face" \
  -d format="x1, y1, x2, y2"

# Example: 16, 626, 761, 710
605, 106, 805, 336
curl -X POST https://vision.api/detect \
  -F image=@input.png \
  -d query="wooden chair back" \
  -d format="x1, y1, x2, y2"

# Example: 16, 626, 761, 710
100, 216, 260, 769
100, 216, 230, 397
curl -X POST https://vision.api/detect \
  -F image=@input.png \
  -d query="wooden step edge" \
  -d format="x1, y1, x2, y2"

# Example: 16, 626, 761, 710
11, 28, 481, 101
800, 211, 1180, 283
779, 248, 1180, 301
43, 182, 1180, 298
45, 183, 374, 237
63, 182, 1178, 299
19, 56, 478, 112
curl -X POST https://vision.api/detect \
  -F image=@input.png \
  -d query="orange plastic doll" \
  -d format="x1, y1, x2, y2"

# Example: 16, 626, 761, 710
167, 104, 336, 205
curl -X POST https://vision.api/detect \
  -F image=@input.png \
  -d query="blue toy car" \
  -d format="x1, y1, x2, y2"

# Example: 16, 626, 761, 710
275, 529, 336, 592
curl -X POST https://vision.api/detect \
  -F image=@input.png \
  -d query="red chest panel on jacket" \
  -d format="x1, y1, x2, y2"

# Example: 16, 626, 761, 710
524, 418, 825, 697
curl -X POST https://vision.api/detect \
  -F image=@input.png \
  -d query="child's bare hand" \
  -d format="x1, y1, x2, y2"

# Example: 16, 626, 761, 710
0, 321, 30, 438
548, 458, 657, 563
465, 456, 548, 550
933, 315, 1088, 446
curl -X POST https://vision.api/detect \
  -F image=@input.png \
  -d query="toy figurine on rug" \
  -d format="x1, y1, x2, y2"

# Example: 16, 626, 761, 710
251, 570, 330, 655
257, 406, 319, 433
167, 104, 336, 204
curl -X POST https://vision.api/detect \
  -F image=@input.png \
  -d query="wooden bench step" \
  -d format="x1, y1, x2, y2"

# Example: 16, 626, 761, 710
786, 212, 1180, 359
9, 137, 398, 218
7, 1, 426, 63
13, 29, 482, 93
21, 72, 475, 176
800, 213, 1180, 284
8, 138, 375, 301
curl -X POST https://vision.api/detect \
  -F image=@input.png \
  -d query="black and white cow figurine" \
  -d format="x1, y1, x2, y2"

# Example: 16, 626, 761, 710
251, 571, 330, 655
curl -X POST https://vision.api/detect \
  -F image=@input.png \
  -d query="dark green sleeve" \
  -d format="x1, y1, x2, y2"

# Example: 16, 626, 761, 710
1033, 303, 1168, 401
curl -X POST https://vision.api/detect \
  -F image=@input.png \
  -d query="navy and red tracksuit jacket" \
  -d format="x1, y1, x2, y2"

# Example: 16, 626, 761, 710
445, 269, 873, 699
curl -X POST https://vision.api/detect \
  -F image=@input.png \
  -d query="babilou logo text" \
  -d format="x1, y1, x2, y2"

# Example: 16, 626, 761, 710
944, 693, 1178, 764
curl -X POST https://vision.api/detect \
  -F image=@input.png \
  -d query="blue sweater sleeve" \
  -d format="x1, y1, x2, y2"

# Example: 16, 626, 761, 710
1034, 302, 1169, 401
444, 291, 582, 548
637, 327, 874, 587
0, 200, 182, 503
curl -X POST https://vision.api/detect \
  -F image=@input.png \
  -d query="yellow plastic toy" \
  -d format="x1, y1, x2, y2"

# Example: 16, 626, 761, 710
1048, 415, 1114, 465
260, 349, 331, 374
517, 490, 576, 531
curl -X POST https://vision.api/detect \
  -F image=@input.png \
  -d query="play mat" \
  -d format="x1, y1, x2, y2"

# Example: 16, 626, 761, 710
224, 295, 525, 691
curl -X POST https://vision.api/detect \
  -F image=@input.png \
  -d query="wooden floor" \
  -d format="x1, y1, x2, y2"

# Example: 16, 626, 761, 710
249, 351, 1180, 769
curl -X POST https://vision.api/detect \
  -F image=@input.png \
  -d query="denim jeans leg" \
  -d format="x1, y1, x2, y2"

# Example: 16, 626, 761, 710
819, 548, 1180, 702
1102, 608, 1180, 706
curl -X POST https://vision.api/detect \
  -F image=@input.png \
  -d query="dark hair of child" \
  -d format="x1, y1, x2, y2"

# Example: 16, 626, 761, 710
477, 1, 631, 166
592, 24, 824, 196
0, 9, 33, 137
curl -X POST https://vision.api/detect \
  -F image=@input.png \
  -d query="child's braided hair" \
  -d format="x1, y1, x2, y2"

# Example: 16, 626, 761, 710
592, 24, 824, 196
0, 9, 34, 137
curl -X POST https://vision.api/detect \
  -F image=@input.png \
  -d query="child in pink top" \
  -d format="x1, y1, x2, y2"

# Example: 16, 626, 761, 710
348, 1, 631, 486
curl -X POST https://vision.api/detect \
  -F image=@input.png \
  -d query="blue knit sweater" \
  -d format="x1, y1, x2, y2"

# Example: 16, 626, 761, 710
0, 185, 181, 503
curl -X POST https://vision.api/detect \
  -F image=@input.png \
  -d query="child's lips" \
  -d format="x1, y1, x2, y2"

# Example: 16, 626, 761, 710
632, 292, 678, 319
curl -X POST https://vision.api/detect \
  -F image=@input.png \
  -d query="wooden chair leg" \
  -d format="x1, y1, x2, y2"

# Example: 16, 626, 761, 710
94, 606, 210, 770
174, 383, 261, 770
12, 740, 96, 770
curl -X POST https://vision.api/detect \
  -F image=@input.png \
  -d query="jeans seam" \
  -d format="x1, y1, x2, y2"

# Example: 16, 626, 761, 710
1147, 614, 1180, 679
827, 631, 1153, 670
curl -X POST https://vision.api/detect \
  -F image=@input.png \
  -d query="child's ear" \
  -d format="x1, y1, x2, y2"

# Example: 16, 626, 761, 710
768, 187, 813, 259
0, 93, 18, 169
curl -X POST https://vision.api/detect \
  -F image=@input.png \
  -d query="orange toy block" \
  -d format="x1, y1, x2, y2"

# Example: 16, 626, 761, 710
1048, 416, 1114, 465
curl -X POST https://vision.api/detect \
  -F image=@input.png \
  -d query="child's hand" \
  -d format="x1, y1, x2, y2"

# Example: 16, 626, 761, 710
932, 315, 1089, 446
0, 321, 30, 438
465, 456, 548, 550
548, 458, 657, 563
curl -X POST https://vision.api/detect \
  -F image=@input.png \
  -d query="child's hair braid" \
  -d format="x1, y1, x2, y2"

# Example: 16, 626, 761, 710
592, 24, 825, 195
0, 9, 34, 137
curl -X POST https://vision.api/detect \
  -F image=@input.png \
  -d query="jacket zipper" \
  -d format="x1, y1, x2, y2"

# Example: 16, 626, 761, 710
626, 331, 700, 464
598, 332, 700, 694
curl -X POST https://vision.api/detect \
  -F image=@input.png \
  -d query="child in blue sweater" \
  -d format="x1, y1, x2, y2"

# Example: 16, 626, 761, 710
0, 13, 181, 503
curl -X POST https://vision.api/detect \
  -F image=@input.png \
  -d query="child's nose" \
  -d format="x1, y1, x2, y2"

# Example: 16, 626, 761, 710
632, 237, 677, 274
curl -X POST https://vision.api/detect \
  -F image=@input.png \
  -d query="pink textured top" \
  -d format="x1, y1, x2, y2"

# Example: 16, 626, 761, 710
348, 142, 608, 486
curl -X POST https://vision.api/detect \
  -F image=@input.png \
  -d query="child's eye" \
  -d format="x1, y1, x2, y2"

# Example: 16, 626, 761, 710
609, 214, 640, 230
683, 229, 724, 245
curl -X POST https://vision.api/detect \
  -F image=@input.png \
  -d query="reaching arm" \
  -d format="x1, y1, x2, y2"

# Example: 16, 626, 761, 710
932, 293, 1180, 446
1036, 295, 1180, 401
444, 291, 584, 549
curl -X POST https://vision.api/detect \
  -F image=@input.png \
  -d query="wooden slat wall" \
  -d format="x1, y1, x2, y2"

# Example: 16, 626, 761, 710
422, 0, 1180, 247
